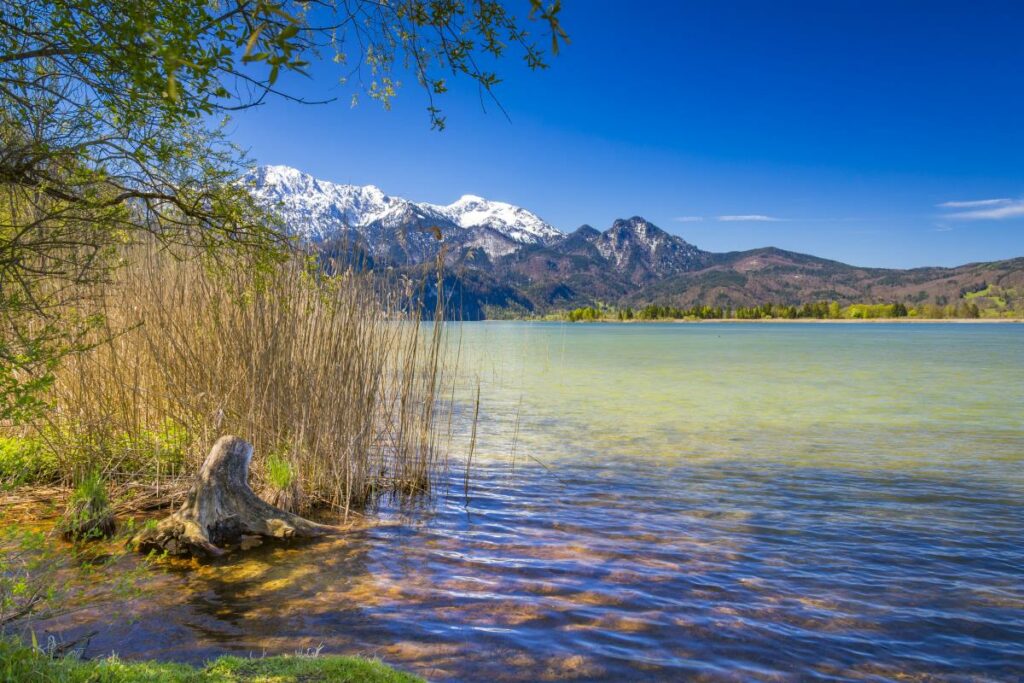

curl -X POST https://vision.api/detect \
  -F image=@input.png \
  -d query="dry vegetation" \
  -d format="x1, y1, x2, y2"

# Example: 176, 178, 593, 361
5, 244, 453, 519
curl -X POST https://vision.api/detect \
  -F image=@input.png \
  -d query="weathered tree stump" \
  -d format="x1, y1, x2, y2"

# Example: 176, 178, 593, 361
131, 435, 332, 557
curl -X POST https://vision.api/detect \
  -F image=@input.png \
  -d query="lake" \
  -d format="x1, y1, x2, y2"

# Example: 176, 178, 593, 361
41, 322, 1024, 681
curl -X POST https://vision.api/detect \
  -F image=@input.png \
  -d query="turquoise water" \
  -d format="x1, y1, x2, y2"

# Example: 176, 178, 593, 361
453, 322, 1024, 478
45, 323, 1024, 681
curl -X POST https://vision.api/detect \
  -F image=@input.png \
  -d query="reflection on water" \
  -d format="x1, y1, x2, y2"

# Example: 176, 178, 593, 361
36, 323, 1024, 680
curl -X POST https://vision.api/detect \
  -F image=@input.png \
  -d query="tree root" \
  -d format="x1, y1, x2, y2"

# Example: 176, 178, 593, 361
130, 436, 333, 557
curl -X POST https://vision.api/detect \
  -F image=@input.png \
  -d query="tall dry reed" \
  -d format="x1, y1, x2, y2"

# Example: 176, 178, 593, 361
36, 245, 452, 517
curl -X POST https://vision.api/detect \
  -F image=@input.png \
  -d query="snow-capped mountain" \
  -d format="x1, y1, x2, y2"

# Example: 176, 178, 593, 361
244, 165, 560, 261
240, 165, 1022, 320
423, 194, 561, 244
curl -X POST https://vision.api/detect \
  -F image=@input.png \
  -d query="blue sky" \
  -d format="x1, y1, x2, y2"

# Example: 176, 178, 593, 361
229, 0, 1024, 268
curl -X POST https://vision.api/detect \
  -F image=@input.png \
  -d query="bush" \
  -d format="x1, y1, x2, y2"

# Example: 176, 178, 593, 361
0, 437, 57, 489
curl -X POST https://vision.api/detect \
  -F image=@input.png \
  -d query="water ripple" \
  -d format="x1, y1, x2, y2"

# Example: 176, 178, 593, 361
36, 324, 1024, 681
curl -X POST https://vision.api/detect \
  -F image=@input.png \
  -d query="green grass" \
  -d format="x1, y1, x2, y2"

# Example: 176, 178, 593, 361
0, 419, 192, 491
68, 471, 109, 510
0, 640, 423, 682
265, 451, 295, 491
964, 284, 1014, 310
58, 471, 116, 540
964, 284, 995, 300
0, 436, 58, 488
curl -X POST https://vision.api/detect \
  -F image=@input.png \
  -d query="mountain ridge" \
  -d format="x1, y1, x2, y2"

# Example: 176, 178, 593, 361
245, 165, 1024, 318
245, 165, 560, 263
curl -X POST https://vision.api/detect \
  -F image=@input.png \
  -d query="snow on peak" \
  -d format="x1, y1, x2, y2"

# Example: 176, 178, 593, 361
244, 165, 428, 242
424, 194, 561, 244
246, 165, 562, 246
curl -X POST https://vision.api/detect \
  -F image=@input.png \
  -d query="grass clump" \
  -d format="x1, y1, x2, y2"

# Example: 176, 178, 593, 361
264, 450, 300, 513
57, 472, 116, 541
266, 452, 295, 492
0, 639, 422, 682
206, 655, 423, 682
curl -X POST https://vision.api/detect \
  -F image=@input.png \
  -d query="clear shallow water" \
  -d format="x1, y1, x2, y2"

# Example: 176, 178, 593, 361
41, 323, 1024, 680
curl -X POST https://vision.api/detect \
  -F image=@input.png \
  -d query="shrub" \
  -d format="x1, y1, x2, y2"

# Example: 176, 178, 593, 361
0, 437, 57, 489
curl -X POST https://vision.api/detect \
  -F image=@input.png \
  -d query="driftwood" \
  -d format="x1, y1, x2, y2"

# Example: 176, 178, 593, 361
131, 435, 332, 557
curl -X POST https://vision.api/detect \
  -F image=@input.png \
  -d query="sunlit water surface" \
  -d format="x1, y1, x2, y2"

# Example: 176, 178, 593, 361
39, 323, 1024, 680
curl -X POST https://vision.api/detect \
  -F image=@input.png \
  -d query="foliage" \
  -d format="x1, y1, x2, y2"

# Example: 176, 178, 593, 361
635, 304, 725, 320
1, 0, 565, 423
844, 302, 908, 319
266, 451, 295, 491
0, 527, 60, 631
566, 305, 603, 322
58, 471, 116, 540
67, 472, 109, 511
0, 340, 58, 425
0, 639, 423, 681
956, 283, 1021, 316
0, 437, 58, 489
1, 517, 153, 637
566, 303, 724, 321
2, 0, 566, 128
559, 297, 1010, 321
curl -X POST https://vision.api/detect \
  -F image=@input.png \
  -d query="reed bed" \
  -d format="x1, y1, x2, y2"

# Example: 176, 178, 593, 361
20, 245, 453, 518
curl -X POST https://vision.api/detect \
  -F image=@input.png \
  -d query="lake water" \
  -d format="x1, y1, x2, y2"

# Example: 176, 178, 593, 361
41, 323, 1024, 680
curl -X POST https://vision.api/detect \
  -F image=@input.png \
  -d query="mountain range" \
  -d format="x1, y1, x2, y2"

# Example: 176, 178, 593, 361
245, 166, 1024, 318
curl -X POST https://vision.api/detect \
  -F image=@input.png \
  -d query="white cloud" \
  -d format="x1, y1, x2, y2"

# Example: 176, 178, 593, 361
941, 198, 1024, 220
937, 198, 1011, 209
673, 216, 704, 223
717, 214, 785, 222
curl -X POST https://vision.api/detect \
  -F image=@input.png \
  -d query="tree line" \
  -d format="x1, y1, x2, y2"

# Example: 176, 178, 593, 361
563, 299, 990, 321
